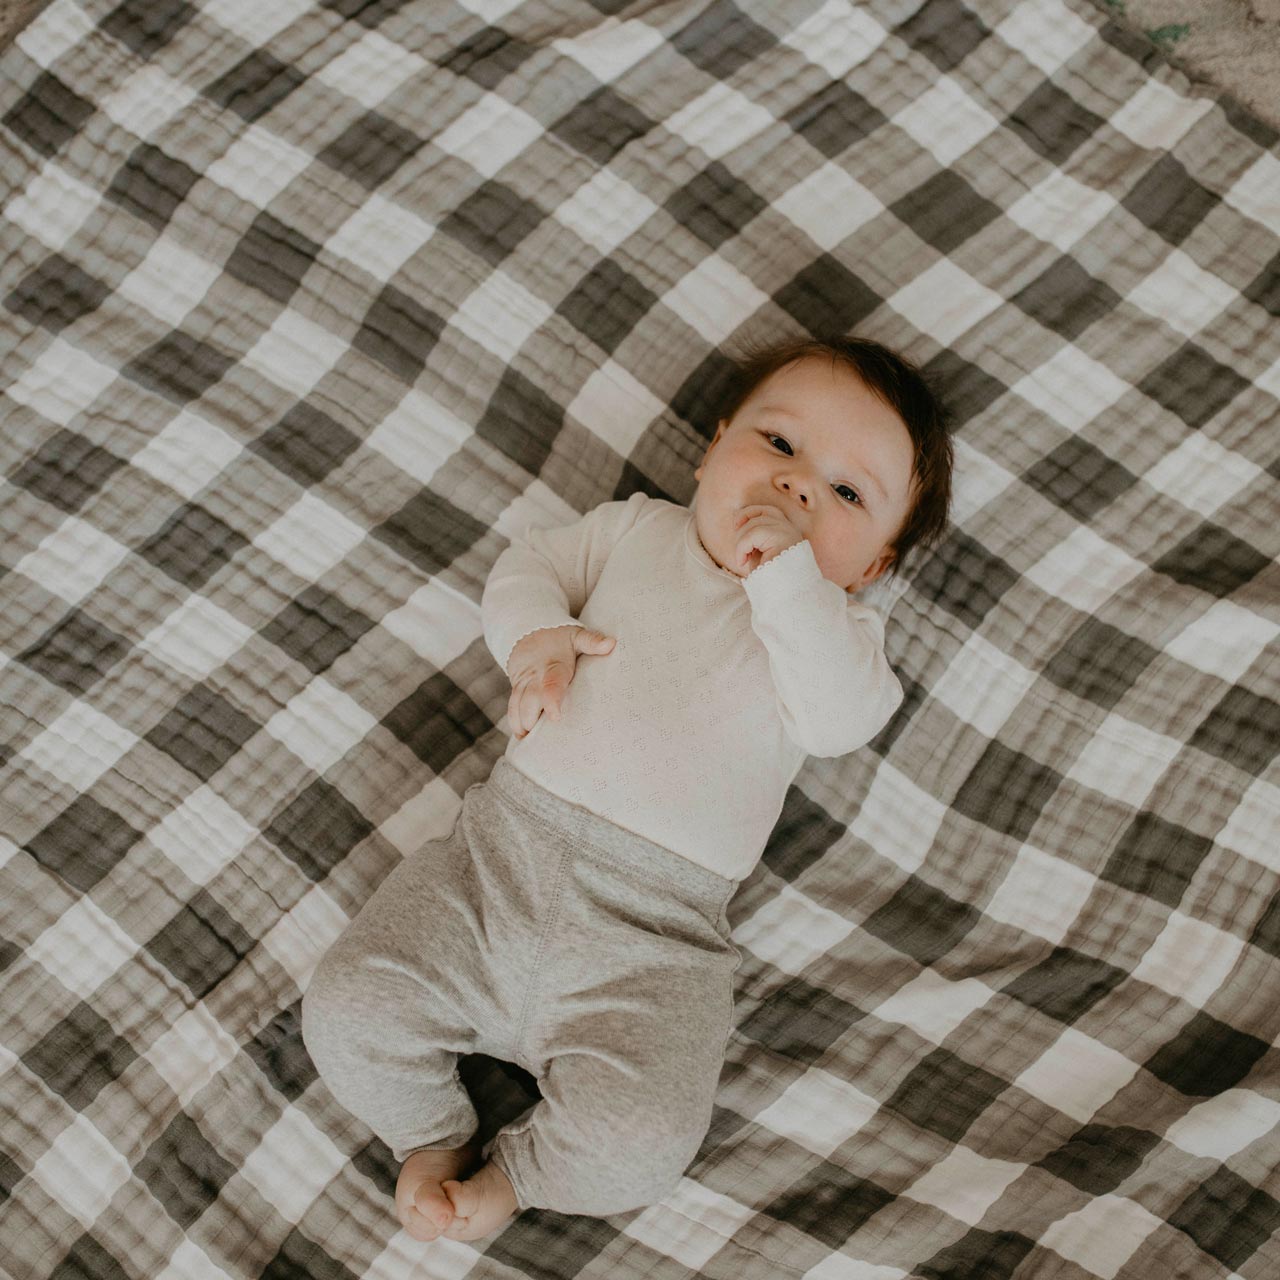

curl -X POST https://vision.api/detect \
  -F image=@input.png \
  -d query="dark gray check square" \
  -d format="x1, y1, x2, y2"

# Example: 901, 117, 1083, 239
1243, 248, 1280, 316
146, 890, 255, 1000
382, 672, 493, 774
1151, 520, 1269, 596
1188, 683, 1280, 776
897, 0, 990, 73
861, 876, 980, 966
1168, 1164, 1280, 1271
1022, 435, 1136, 523
671, 0, 775, 79
353, 283, 446, 384
919, 1227, 1036, 1280
551, 86, 654, 166
24, 792, 142, 894
736, 977, 865, 1065
476, 365, 567, 478
438, 25, 537, 89
102, 0, 197, 58
664, 162, 767, 250
1035, 1123, 1160, 1194
761, 785, 849, 881
923, 349, 1008, 427
144, 684, 259, 783
124, 329, 238, 406
1145, 1010, 1270, 1097
262, 585, 376, 676
439, 180, 545, 268
1121, 154, 1218, 246
1001, 946, 1128, 1024
556, 259, 658, 356
249, 401, 362, 487
373, 490, 488, 577
10, 429, 125, 512
5, 254, 111, 334
1137, 341, 1250, 431
886, 1047, 1006, 1143
952, 740, 1063, 843
1041, 617, 1159, 712
136, 503, 249, 591
23, 1002, 138, 1109
319, 110, 424, 190
1101, 811, 1213, 909
205, 49, 307, 124
783, 82, 886, 159
774, 254, 882, 336
18, 609, 131, 699
224, 212, 323, 305
136, 1112, 237, 1229
763, 1163, 894, 1248
264, 777, 375, 882
2, 71, 96, 158
911, 531, 1021, 631
891, 169, 1002, 256
245, 1004, 313, 1101
1011, 255, 1122, 340
106, 142, 201, 232
1008, 80, 1106, 166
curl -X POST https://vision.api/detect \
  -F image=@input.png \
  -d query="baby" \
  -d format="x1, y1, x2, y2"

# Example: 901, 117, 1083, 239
302, 335, 952, 1242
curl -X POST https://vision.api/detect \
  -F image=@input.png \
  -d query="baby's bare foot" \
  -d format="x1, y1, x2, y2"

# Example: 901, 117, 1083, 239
395, 1144, 479, 1241
441, 1160, 519, 1241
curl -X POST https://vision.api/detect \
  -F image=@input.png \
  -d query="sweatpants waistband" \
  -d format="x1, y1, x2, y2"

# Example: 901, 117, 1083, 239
484, 758, 736, 918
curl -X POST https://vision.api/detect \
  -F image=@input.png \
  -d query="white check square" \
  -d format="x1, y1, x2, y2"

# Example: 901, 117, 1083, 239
850, 761, 947, 876
29, 896, 137, 999
140, 594, 254, 682
1024, 525, 1145, 615
660, 252, 770, 347
753, 1066, 880, 1158
451, 268, 553, 363
932, 631, 1037, 740
773, 163, 883, 252
433, 94, 543, 178
7, 335, 117, 423
889, 259, 1004, 348
118, 235, 224, 328
1066, 712, 1182, 808
206, 125, 314, 207
265, 675, 377, 776
1012, 345, 1132, 434
14, 516, 131, 607
732, 882, 854, 976
200, 0, 313, 45
1166, 596, 1278, 683
568, 359, 667, 457
315, 30, 426, 110
623, 1178, 754, 1270
665, 83, 777, 162
19, 696, 137, 792
32, 1115, 132, 1228
327, 193, 435, 279
3, 163, 100, 253
873, 970, 995, 1044
1224, 152, 1280, 230
1132, 910, 1244, 1007
150, 786, 259, 887
1110, 79, 1212, 151
553, 18, 663, 81
1015, 1027, 1139, 1124
904, 1144, 1023, 1226
949, 439, 1019, 527
242, 309, 349, 397
783, 0, 887, 78
983, 843, 1096, 947
557, 169, 659, 255
254, 491, 366, 580
1164, 1088, 1280, 1160
1215, 777, 1280, 873
1041, 1195, 1162, 1279
240, 1109, 346, 1224
894, 77, 1000, 167
131, 409, 242, 499
367, 388, 472, 486
1142, 431, 1264, 521
1006, 170, 1115, 256
1127, 248, 1238, 338
99, 65, 196, 138
995, 0, 1096, 77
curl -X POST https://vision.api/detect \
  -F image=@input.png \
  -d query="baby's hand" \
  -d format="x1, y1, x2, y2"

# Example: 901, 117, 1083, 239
734, 505, 804, 575
505, 625, 616, 739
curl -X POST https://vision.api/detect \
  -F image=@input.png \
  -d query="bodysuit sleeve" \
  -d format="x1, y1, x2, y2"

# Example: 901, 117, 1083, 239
482, 491, 652, 675
741, 539, 904, 758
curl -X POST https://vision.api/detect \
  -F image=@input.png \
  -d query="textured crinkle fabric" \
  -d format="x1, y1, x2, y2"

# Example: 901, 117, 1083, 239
1, 1, 1278, 1278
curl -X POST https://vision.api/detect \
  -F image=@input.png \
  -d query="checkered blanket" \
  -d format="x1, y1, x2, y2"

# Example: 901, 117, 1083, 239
3, 0, 1278, 1276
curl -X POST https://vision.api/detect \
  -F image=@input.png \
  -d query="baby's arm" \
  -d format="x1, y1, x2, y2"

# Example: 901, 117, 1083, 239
742, 541, 903, 757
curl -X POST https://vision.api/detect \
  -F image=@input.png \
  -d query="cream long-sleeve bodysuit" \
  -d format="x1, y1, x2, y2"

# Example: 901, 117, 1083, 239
481, 491, 904, 882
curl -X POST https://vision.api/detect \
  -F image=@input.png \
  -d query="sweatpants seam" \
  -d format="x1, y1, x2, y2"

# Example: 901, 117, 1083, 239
511, 842, 571, 1068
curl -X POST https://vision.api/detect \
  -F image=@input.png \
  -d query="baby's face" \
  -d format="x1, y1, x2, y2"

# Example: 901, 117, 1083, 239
693, 357, 916, 594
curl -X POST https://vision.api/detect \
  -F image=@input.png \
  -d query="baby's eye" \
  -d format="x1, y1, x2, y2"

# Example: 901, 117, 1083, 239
834, 484, 862, 505
767, 434, 793, 455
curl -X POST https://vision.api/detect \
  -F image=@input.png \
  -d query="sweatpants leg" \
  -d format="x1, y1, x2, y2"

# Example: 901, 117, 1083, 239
481, 760, 740, 1217
302, 815, 484, 1161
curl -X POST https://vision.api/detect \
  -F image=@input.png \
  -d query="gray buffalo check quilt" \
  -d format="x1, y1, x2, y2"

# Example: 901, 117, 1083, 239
2, 0, 1279, 1277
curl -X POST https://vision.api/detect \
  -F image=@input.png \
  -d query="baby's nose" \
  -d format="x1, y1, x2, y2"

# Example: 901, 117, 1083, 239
780, 480, 809, 506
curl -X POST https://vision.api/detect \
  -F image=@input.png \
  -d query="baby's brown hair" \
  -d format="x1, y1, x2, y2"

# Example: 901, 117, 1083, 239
717, 335, 953, 574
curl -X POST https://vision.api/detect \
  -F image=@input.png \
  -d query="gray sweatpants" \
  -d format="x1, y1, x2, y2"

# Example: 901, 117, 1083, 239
302, 758, 740, 1218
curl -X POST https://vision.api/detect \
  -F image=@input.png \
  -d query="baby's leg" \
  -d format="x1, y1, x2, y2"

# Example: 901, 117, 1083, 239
302, 824, 486, 1238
